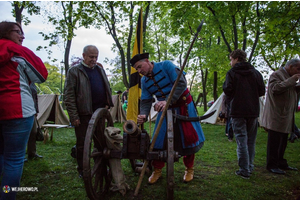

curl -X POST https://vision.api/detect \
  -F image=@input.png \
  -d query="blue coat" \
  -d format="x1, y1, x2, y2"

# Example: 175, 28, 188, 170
140, 61, 205, 154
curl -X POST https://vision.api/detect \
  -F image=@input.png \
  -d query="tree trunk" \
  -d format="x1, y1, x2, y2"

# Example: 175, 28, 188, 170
126, 2, 134, 89
13, 2, 24, 24
213, 71, 217, 100
195, 92, 203, 107
143, 2, 150, 36
64, 39, 71, 72
201, 68, 208, 112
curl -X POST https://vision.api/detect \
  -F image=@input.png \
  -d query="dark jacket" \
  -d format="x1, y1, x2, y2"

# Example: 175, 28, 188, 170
30, 83, 39, 113
223, 62, 265, 118
64, 63, 113, 123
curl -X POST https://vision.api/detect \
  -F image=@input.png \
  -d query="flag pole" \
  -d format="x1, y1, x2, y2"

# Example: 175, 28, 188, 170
134, 19, 204, 196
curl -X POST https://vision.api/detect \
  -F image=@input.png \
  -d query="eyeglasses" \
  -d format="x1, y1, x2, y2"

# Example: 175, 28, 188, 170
10, 29, 24, 36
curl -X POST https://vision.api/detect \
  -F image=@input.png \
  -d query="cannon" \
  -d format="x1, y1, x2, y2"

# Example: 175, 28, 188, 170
82, 108, 180, 200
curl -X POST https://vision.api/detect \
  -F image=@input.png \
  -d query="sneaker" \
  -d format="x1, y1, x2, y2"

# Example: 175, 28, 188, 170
235, 170, 250, 179
228, 138, 233, 142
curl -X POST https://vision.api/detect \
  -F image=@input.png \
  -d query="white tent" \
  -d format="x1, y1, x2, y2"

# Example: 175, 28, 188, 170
110, 95, 127, 123
37, 94, 69, 126
38, 94, 127, 126
201, 93, 265, 125
201, 93, 225, 125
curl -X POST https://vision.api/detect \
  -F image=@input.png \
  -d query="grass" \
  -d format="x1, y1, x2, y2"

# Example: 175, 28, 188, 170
18, 111, 300, 200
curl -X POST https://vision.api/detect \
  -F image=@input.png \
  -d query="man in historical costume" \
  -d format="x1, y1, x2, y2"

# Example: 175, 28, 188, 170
64, 45, 114, 178
131, 53, 205, 184
261, 58, 300, 174
223, 49, 265, 179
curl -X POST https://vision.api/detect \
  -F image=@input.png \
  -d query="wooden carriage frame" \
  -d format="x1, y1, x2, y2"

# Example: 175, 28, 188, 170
82, 108, 178, 199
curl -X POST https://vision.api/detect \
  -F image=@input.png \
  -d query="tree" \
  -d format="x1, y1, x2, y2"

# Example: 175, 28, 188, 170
79, 1, 150, 88
37, 62, 63, 94
258, 1, 300, 71
106, 56, 127, 94
38, 1, 85, 74
205, 1, 300, 73
26, 1, 300, 100
156, 1, 228, 109
12, 1, 40, 25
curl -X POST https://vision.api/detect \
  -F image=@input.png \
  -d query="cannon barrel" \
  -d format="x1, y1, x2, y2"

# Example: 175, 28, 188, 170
123, 120, 141, 135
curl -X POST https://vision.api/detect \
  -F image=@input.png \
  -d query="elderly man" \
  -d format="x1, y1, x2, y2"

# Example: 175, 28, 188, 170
261, 58, 300, 174
64, 45, 113, 178
131, 53, 205, 184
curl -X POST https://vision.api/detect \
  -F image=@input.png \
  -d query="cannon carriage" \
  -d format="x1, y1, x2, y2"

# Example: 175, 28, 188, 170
82, 108, 180, 200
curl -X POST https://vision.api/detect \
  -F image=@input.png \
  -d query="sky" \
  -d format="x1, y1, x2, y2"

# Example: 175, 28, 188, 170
0, 1, 117, 73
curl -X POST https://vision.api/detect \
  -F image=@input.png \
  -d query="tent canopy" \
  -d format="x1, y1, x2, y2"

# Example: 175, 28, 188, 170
201, 93, 225, 125
37, 94, 69, 126
201, 93, 265, 125
110, 95, 127, 123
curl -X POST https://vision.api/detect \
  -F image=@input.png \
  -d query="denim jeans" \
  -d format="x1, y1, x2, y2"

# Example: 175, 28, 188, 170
226, 117, 234, 139
0, 116, 34, 200
232, 117, 258, 175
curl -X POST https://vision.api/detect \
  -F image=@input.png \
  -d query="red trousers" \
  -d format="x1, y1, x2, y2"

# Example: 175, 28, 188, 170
152, 154, 195, 169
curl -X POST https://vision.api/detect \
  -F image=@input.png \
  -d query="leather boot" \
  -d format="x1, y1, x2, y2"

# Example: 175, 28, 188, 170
183, 167, 194, 182
148, 168, 162, 184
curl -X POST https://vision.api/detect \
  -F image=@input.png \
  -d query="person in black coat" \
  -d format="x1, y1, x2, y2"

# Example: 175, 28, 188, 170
223, 49, 265, 179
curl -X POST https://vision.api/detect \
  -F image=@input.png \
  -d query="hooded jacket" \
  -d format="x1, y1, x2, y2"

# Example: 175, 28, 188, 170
223, 62, 265, 118
0, 39, 48, 120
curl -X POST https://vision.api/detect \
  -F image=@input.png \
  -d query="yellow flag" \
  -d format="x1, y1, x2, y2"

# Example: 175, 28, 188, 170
127, 8, 143, 122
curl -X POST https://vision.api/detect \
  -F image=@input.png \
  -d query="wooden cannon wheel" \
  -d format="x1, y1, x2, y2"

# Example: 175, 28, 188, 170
83, 108, 114, 200
166, 110, 175, 199
82, 108, 175, 199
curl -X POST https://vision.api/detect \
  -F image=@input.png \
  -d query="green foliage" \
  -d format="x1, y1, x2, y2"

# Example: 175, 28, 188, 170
18, 110, 300, 199
37, 1, 85, 66
37, 62, 64, 94
10, 1, 300, 101
257, 1, 300, 70
80, 1, 144, 88
11, 1, 40, 25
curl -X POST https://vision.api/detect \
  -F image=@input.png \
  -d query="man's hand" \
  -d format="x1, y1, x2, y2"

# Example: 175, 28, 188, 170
292, 74, 300, 82
137, 115, 146, 125
72, 119, 81, 127
154, 101, 167, 112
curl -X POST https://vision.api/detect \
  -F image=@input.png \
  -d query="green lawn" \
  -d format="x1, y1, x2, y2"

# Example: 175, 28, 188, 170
18, 111, 300, 200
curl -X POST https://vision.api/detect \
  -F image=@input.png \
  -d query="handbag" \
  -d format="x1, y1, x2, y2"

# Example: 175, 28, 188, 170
36, 120, 44, 142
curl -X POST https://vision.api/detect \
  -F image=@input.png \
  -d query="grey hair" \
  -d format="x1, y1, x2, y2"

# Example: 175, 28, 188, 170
83, 45, 98, 54
285, 58, 300, 68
